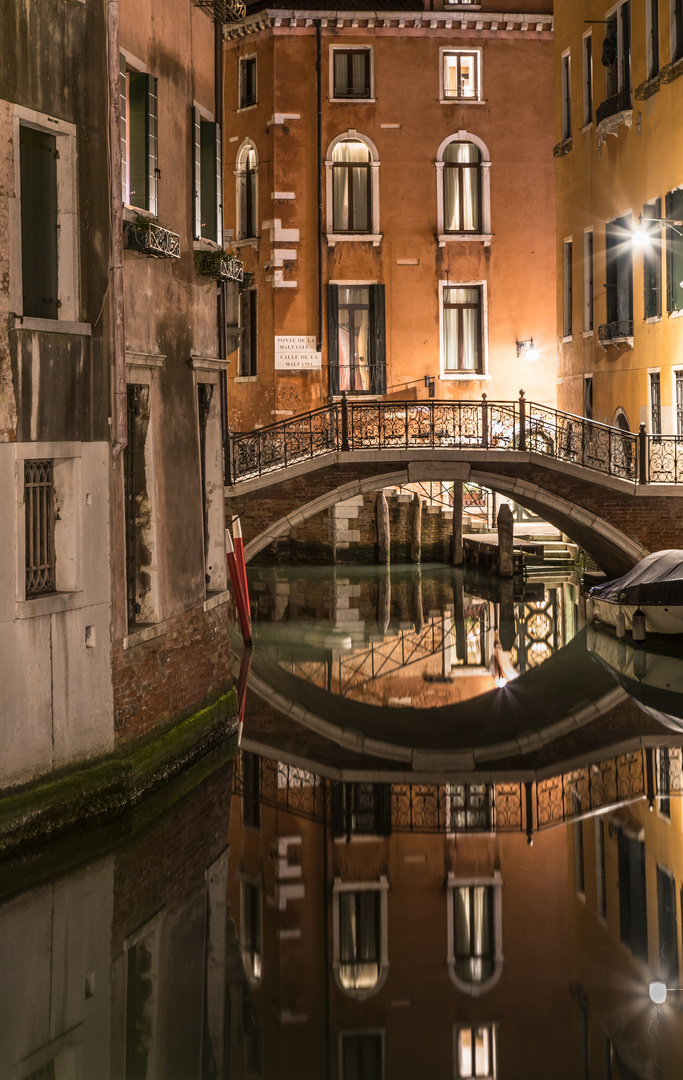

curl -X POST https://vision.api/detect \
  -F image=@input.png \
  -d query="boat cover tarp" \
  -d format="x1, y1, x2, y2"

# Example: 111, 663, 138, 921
589, 550, 683, 606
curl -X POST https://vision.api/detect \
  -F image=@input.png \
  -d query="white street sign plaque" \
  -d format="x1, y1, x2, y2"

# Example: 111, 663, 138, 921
274, 335, 321, 370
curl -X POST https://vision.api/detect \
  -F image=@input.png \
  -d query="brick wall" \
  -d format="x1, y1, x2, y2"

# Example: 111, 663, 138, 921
112, 600, 234, 744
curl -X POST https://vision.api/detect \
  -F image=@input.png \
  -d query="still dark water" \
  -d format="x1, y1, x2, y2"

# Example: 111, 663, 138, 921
2, 563, 683, 1078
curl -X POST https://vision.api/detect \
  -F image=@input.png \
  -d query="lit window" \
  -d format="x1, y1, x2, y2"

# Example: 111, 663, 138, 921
442, 285, 483, 374
236, 143, 258, 240
447, 874, 502, 993
442, 50, 481, 101
328, 284, 386, 396
643, 200, 662, 320
333, 878, 389, 998
239, 56, 257, 108
443, 142, 481, 233
604, 215, 633, 333
448, 784, 493, 832
333, 48, 372, 99
241, 881, 263, 982
333, 140, 372, 233
455, 1024, 496, 1079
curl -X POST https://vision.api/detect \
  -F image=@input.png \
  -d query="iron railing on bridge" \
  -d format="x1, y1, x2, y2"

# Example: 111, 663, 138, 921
233, 746, 680, 838
229, 392, 680, 486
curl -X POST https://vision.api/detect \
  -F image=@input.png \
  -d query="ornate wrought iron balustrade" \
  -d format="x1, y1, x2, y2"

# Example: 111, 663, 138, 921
647, 434, 683, 483
124, 220, 181, 259
229, 395, 652, 484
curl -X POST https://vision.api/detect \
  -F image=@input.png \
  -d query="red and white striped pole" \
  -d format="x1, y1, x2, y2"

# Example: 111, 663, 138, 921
232, 516, 251, 629
225, 527, 252, 646
236, 645, 252, 746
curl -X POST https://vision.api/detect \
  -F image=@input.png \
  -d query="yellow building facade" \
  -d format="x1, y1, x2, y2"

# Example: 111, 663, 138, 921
555, 0, 683, 439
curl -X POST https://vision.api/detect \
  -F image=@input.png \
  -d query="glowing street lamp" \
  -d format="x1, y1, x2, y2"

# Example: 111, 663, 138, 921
632, 214, 683, 247
649, 981, 668, 1004
516, 337, 539, 360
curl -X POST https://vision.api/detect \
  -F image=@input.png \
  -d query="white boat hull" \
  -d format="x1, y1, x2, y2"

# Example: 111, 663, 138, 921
591, 599, 683, 635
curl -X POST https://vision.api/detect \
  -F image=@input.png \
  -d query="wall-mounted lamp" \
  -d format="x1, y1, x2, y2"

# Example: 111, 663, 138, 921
632, 214, 683, 247
424, 375, 436, 398
650, 981, 668, 1004
515, 338, 539, 360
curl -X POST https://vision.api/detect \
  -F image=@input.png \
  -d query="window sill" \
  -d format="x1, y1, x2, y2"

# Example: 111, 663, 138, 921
16, 591, 84, 619
203, 589, 232, 612
232, 237, 260, 250
11, 315, 91, 336
123, 204, 156, 222
645, 315, 662, 324
440, 372, 491, 380
437, 232, 492, 248
237, 102, 258, 112
670, 309, 683, 319
123, 622, 167, 650
193, 238, 222, 252
562, 335, 573, 343
234, 375, 259, 382
582, 121, 594, 133
439, 97, 485, 105
326, 233, 382, 247
330, 96, 376, 104
582, 330, 594, 338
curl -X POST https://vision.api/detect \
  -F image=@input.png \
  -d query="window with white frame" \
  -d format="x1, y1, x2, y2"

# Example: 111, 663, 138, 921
239, 55, 257, 108
561, 51, 572, 141
447, 874, 502, 994
24, 460, 56, 597
454, 1024, 497, 1079
241, 880, 263, 982
333, 878, 389, 998
236, 141, 258, 240
605, 214, 633, 330
17, 447, 83, 607
603, 2, 631, 99
435, 133, 491, 244
650, 371, 662, 435
192, 107, 222, 243
583, 230, 593, 332
119, 55, 158, 213
325, 132, 381, 242
672, 0, 683, 62
647, 0, 660, 77
442, 49, 482, 102
327, 284, 386, 396
582, 33, 593, 126
331, 47, 373, 99
14, 105, 80, 324
643, 199, 662, 320
563, 238, 573, 337
441, 284, 483, 375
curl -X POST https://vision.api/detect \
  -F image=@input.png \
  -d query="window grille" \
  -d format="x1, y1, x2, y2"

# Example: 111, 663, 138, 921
650, 372, 661, 435
25, 460, 55, 596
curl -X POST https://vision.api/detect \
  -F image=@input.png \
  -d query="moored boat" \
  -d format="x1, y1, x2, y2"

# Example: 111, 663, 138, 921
587, 550, 683, 636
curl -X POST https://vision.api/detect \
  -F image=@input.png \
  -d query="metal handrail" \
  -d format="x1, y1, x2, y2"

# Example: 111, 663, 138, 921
227, 393, 683, 485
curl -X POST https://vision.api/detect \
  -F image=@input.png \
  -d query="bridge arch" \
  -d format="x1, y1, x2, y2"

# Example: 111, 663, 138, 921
240, 464, 648, 575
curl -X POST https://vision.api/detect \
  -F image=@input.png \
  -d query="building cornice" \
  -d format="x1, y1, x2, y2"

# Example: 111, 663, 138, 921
224, 9, 553, 38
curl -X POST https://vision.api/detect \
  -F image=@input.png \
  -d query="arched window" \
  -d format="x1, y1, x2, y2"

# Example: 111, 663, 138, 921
333, 877, 389, 999
236, 141, 258, 240
436, 133, 491, 245
325, 132, 381, 244
447, 873, 503, 995
444, 142, 481, 233
333, 139, 371, 232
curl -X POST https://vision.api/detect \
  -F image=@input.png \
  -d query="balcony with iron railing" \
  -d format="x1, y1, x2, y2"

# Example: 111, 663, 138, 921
124, 219, 181, 259
596, 88, 633, 124
597, 319, 634, 345
194, 249, 244, 283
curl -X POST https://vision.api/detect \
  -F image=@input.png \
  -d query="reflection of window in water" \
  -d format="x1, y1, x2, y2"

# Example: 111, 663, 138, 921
339, 890, 381, 990
244, 1023, 264, 1076
242, 751, 261, 829
342, 1033, 383, 1080
241, 882, 263, 982
617, 829, 648, 962
453, 885, 495, 983
656, 747, 672, 818
277, 762, 315, 788
448, 784, 493, 831
332, 782, 392, 838
455, 1023, 496, 1078
125, 938, 157, 1080
657, 866, 679, 984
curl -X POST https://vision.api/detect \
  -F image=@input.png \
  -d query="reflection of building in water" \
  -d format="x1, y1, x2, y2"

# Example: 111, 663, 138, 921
251, 566, 580, 709
567, 749, 683, 1079
228, 754, 574, 1079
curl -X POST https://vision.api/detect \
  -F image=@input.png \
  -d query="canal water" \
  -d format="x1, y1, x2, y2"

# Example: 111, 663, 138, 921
2, 561, 683, 1078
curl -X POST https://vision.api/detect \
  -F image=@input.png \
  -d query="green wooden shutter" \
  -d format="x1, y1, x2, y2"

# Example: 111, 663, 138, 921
120, 55, 128, 204
370, 284, 386, 394
216, 122, 223, 244
666, 190, 675, 312
200, 120, 217, 241
146, 74, 158, 215
192, 107, 201, 240
20, 127, 59, 319
327, 284, 340, 396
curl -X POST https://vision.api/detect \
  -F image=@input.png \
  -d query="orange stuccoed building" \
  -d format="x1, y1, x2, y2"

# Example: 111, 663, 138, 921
222, 0, 557, 434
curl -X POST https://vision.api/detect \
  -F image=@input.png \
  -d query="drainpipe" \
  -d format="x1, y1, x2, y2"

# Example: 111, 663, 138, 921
107, 0, 127, 460
215, 16, 231, 483
316, 21, 324, 353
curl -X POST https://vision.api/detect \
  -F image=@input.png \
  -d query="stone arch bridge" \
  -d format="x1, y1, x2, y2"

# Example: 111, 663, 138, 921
226, 395, 683, 576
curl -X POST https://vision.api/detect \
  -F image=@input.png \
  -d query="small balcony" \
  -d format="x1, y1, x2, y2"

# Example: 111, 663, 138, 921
124, 220, 181, 259
194, 249, 245, 283
635, 75, 661, 100
193, 0, 246, 22
596, 89, 632, 125
598, 320, 634, 348
660, 56, 683, 83
553, 138, 572, 158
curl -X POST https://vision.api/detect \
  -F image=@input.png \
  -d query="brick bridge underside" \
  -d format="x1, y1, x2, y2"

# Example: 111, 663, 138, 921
226, 450, 683, 577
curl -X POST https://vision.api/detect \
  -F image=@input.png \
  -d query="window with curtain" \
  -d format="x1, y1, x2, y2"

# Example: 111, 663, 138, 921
328, 284, 386, 395
339, 890, 381, 990
455, 1025, 495, 1079
242, 882, 263, 981
453, 885, 495, 983
443, 141, 481, 233
443, 51, 481, 100
442, 286, 482, 373
238, 145, 257, 239
333, 49, 371, 98
332, 140, 371, 232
